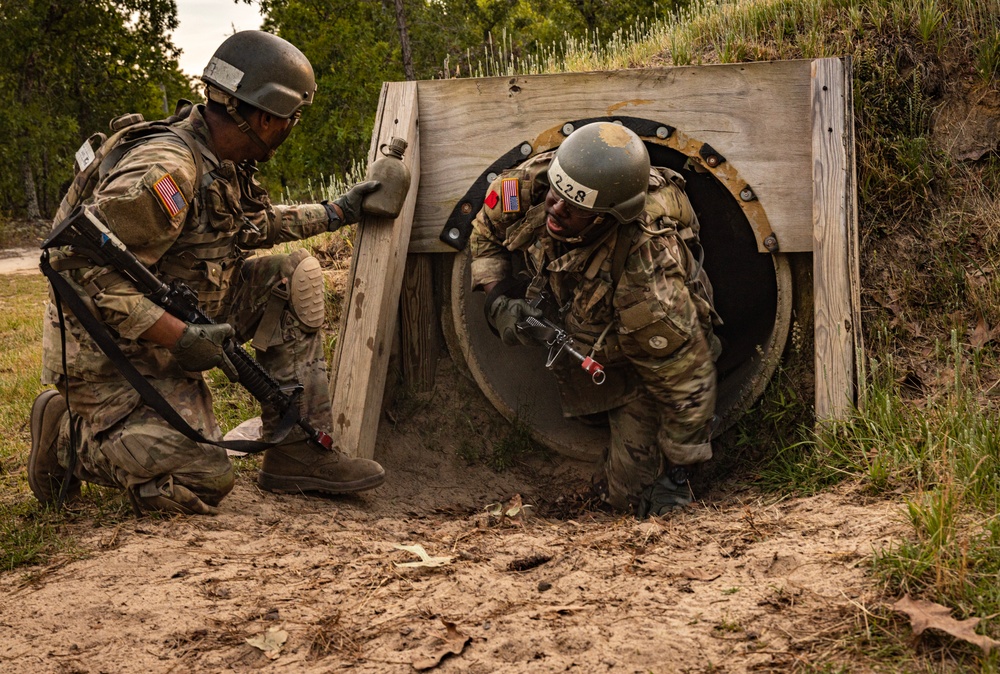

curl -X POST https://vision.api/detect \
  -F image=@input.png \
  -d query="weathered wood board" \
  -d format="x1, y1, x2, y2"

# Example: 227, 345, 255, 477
328, 81, 419, 459
409, 60, 814, 254
330, 59, 860, 456
811, 58, 861, 420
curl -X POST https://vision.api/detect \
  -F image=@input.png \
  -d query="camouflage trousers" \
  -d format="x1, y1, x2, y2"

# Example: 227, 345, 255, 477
602, 332, 717, 512
53, 250, 331, 504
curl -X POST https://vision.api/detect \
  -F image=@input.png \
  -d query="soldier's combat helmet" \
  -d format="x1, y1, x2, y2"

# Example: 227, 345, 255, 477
548, 122, 651, 223
202, 30, 315, 119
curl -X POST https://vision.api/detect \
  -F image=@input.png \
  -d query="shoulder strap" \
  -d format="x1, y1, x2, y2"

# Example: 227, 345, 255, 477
40, 251, 295, 455
611, 220, 643, 288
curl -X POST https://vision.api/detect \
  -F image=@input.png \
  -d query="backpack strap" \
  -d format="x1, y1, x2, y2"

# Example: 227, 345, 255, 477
610, 220, 648, 288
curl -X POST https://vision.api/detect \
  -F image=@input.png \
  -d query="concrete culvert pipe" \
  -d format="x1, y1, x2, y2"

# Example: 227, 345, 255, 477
442, 130, 794, 462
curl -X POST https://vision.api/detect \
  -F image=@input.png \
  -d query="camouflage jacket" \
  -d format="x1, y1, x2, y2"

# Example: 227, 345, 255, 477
469, 151, 719, 416
42, 104, 330, 424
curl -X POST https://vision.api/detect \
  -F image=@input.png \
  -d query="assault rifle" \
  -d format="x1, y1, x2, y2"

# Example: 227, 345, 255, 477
516, 292, 606, 385
41, 206, 333, 453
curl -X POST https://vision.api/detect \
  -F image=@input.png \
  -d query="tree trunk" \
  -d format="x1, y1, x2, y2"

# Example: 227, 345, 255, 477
21, 152, 42, 220
392, 0, 415, 81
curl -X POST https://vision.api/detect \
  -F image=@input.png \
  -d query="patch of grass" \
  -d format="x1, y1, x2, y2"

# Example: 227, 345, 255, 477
0, 274, 49, 464
0, 500, 61, 571
487, 411, 542, 472
205, 367, 260, 435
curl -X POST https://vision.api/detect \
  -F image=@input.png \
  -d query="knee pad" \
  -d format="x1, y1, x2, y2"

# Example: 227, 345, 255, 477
253, 251, 325, 350
287, 253, 325, 332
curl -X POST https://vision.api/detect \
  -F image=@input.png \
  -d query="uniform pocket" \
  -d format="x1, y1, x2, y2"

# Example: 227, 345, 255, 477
204, 165, 242, 234
617, 300, 691, 358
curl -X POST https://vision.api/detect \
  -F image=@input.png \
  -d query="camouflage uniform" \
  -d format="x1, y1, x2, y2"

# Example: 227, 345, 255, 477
42, 103, 334, 506
469, 151, 719, 511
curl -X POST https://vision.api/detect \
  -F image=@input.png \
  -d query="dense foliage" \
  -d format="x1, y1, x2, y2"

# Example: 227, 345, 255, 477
0, 0, 195, 220
256, 0, 675, 195
0, 0, 674, 218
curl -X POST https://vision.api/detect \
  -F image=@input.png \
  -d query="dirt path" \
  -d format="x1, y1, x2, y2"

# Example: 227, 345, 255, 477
0, 247, 40, 275
1, 400, 903, 673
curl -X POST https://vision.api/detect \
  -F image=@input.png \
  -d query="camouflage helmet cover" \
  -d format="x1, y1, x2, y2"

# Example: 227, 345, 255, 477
202, 30, 316, 118
548, 122, 651, 223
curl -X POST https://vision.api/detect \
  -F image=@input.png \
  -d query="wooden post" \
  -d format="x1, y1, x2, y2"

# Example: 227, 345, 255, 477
811, 58, 860, 421
400, 254, 438, 391
328, 81, 419, 458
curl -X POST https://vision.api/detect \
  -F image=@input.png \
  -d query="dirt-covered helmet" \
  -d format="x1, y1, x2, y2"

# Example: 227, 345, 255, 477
202, 30, 315, 119
548, 122, 651, 223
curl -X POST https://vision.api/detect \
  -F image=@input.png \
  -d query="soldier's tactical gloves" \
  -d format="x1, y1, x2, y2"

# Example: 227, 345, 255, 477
171, 322, 238, 380
331, 180, 381, 226
488, 296, 544, 347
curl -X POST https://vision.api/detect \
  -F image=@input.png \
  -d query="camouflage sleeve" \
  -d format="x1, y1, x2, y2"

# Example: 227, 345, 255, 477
615, 236, 716, 443
267, 203, 330, 245
77, 139, 199, 338
469, 175, 514, 290
469, 153, 554, 290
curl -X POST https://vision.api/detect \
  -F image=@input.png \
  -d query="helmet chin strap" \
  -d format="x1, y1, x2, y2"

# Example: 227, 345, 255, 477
207, 86, 278, 161
547, 213, 610, 245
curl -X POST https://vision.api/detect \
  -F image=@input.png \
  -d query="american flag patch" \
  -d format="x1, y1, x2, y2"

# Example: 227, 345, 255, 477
153, 174, 187, 217
501, 177, 520, 213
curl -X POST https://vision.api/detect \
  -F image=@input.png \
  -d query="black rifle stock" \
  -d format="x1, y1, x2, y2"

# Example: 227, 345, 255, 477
42, 206, 334, 452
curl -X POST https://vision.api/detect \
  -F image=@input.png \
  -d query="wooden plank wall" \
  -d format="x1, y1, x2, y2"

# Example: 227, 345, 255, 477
328, 81, 420, 459
326, 59, 860, 455
410, 61, 814, 254
811, 58, 861, 420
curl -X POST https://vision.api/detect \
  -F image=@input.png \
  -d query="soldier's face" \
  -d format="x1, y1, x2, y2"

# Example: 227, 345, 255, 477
544, 188, 598, 238
254, 110, 300, 160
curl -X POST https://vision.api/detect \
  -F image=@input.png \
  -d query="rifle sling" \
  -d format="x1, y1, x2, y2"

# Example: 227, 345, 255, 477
40, 251, 296, 455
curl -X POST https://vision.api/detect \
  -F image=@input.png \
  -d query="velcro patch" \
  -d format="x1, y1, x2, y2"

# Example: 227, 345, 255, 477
501, 178, 520, 212
153, 174, 187, 217
485, 190, 499, 209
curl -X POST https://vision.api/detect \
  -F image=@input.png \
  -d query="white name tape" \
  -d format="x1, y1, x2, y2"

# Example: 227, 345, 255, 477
75, 139, 95, 171
548, 156, 598, 209
204, 57, 245, 91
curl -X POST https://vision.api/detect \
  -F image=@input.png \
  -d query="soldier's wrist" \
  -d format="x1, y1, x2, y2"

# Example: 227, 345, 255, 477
321, 200, 343, 231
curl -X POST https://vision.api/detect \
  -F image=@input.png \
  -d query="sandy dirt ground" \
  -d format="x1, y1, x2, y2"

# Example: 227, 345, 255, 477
0, 247, 41, 275
0, 359, 905, 674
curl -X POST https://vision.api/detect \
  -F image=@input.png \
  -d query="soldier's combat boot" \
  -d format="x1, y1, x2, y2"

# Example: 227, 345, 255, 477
28, 390, 80, 505
258, 440, 385, 494
637, 466, 694, 518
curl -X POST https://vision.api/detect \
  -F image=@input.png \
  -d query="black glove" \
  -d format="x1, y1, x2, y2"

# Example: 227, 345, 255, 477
171, 322, 237, 379
332, 180, 381, 225
487, 296, 544, 347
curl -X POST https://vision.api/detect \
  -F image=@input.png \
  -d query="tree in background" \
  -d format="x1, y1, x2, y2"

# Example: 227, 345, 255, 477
0, 0, 194, 221
252, 0, 674, 198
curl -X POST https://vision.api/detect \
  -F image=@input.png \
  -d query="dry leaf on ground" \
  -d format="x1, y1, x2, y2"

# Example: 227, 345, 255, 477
393, 543, 454, 568
245, 626, 288, 660
893, 595, 1000, 654
412, 619, 470, 670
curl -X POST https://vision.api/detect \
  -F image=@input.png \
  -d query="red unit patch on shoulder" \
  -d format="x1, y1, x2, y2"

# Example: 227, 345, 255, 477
485, 190, 499, 209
